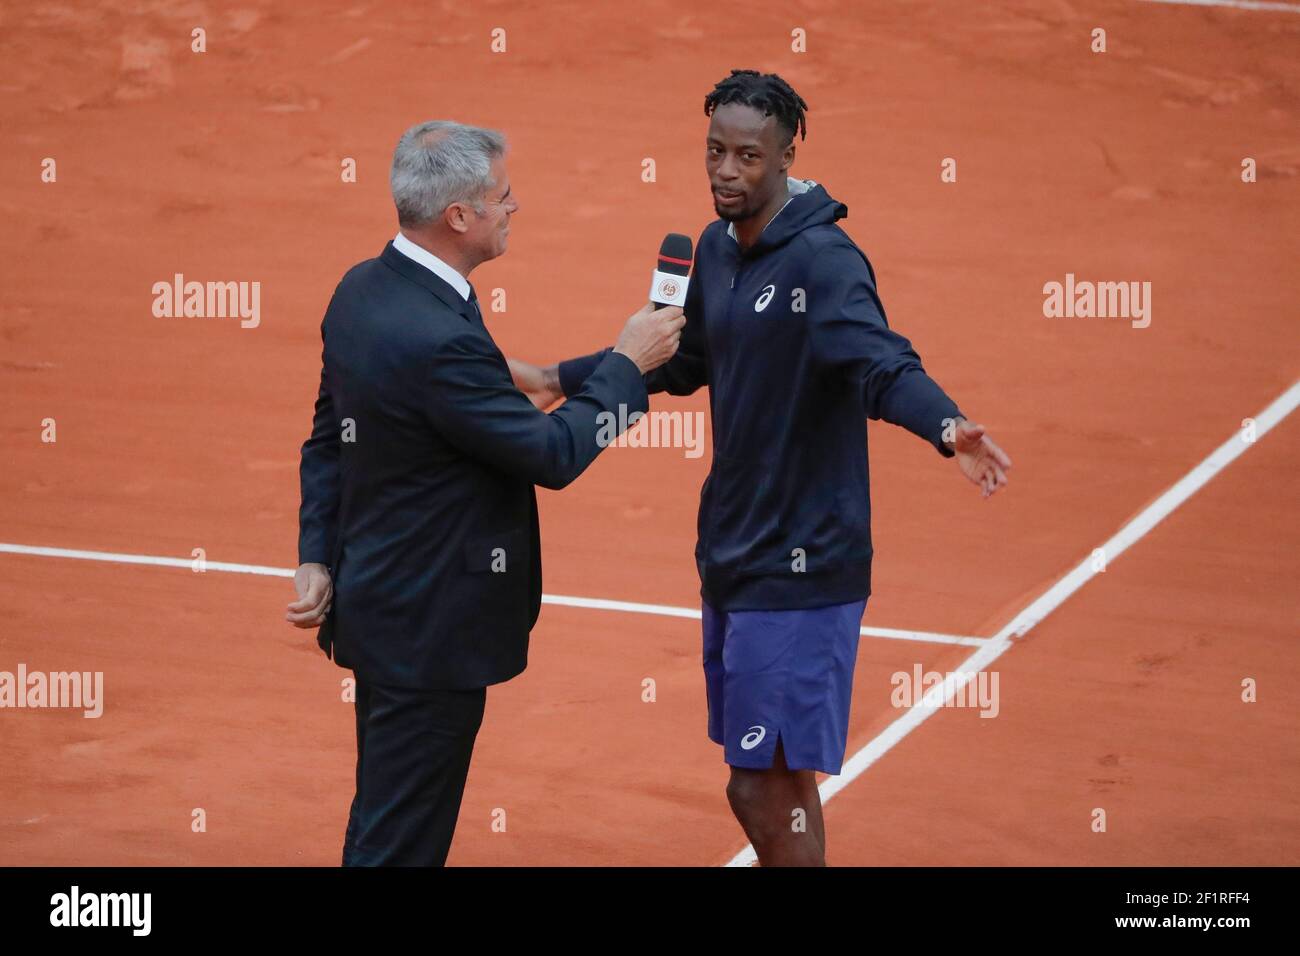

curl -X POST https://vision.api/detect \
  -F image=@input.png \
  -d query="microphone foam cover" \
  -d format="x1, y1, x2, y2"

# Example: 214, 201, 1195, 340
656, 234, 693, 277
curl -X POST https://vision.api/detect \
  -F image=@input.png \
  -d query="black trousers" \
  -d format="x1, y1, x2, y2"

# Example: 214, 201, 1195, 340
342, 675, 486, 867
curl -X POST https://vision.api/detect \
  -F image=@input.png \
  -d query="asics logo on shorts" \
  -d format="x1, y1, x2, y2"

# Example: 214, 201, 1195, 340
740, 725, 767, 750
754, 285, 776, 312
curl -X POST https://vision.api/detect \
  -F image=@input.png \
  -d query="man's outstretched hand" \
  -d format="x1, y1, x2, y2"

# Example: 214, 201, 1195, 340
947, 417, 1012, 499
287, 562, 332, 628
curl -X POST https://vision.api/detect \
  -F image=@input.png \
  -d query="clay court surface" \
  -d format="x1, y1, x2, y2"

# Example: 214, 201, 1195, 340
1, 0, 1297, 865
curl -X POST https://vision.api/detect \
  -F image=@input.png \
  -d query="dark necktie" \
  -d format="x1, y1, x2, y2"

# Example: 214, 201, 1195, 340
467, 288, 484, 326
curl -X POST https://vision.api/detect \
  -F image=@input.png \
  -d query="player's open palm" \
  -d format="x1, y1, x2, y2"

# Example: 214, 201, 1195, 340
953, 420, 1012, 499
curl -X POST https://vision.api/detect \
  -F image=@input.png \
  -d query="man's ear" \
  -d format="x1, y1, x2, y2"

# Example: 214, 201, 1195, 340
444, 202, 471, 235
781, 142, 796, 174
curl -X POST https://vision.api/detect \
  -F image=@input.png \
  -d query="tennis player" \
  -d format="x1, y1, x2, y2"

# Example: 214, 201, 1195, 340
511, 70, 1012, 866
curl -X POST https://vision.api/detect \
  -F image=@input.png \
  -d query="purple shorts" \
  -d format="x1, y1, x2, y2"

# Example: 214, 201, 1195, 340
702, 599, 866, 775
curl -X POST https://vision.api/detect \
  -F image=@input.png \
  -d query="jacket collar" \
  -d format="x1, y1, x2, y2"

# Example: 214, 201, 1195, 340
379, 241, 477, 321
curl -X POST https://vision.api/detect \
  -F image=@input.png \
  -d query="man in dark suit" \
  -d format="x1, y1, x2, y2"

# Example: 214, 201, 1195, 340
286, 120, 684, 866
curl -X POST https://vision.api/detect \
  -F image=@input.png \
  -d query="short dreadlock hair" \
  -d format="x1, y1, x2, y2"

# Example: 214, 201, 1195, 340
704, 70, 809, 144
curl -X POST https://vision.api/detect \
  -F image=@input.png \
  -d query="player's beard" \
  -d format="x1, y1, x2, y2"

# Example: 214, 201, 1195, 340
713, 196, 753, 222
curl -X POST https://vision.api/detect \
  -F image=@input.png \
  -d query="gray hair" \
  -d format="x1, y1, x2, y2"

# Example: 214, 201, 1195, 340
389, 120, 507, 227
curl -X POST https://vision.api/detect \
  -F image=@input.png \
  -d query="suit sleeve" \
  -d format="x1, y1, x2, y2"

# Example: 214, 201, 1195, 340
805, 239, 963, 458
557, 346, 611, 399
297, 321, 341, 565
557, 266, 710, 398
424, 327, 649, 490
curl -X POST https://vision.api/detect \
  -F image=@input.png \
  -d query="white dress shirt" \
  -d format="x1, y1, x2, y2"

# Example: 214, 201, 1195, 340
391, 232, 471, 301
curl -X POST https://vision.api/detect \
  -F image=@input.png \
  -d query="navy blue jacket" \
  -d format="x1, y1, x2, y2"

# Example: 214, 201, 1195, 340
558, 180, 962, 611
299, 241, 648, 689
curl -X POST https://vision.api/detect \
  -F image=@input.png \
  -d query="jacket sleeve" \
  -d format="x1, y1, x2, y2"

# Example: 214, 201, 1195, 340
557, 346, 612, 399
557, 266, 710, 398
297, 320, 341, 566
805, 238, 963, 458
424, 327, 649, 490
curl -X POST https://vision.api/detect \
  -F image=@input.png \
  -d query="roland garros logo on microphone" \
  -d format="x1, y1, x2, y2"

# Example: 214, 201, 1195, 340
656, 277, 680, 301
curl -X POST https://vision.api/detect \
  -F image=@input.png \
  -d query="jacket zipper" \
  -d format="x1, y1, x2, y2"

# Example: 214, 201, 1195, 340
702, 250, 750, 570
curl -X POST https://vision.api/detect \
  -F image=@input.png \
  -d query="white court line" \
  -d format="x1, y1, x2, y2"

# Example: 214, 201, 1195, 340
725, 380, 1300, 866
0, 542, 984, 648
0, 544, 295, 578
1138, 0, 1300, 12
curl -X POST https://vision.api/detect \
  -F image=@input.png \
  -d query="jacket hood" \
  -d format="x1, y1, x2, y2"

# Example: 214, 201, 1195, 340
726, 177, 848, 257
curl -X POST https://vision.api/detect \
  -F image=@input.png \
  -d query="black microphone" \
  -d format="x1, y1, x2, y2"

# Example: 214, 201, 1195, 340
650, 233, 693, 308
